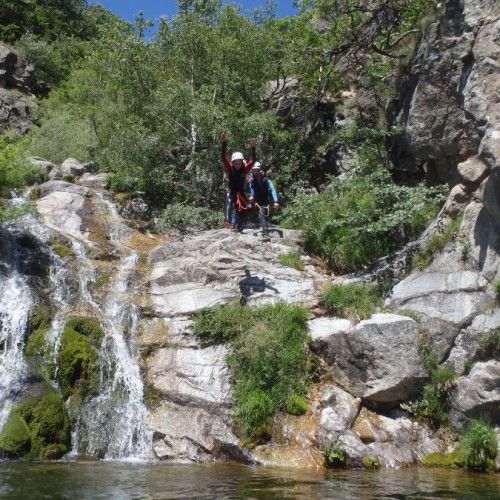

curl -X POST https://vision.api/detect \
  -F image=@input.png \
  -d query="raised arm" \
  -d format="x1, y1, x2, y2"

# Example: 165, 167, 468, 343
221, 132, 231, 175
245, 138, 257, 173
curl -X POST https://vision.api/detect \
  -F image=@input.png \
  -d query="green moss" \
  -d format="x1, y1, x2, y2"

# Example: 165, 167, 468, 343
25, 327, 50, 357
51, 242, 75, 258
65, 317, 105, 343
361, 455, 380, 469
0, 412, 31, 457
422, 450, 464, 468
57, 317, 104, 399
0, 392, 71, 460
28, 305, 52, 334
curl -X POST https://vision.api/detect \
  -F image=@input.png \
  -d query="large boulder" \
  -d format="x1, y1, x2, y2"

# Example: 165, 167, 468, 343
311, 314, 426, 407
449, 360, 500, 427
149, 229, 326, 317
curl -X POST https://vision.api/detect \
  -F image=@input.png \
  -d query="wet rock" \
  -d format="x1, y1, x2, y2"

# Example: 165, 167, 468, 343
36, 181, 90, 241
79, 173, 109, 189
449, 360, 500, 427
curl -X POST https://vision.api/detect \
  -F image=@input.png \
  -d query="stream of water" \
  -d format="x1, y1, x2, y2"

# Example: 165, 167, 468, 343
0, 461, 498, 499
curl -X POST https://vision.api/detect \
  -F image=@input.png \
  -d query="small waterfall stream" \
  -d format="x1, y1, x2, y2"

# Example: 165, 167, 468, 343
0, 242, 32, 429
0, 189, 153, 460
71, 194, 152, 459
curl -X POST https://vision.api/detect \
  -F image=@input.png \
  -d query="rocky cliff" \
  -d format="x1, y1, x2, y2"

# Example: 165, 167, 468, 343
0, 45, 40, 137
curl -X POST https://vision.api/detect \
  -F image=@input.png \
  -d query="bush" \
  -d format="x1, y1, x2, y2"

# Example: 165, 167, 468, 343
281, 154, 447, 273
477, 328, 500, 360
278, 251, 305, 271
412, 217, 462, 270
320, 283, 382, 321
0, 136, 38, 197
193, 302, 311, 441
324, 443, 347, 468
458, 419, 497, 471
156, 203, 224, 232
402, 336, 456, 428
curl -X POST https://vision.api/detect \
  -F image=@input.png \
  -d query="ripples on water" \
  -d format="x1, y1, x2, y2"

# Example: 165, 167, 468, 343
0, 462, 498, 499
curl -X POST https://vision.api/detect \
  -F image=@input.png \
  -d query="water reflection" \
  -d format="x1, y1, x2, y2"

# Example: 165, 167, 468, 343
0, 462, 498, 499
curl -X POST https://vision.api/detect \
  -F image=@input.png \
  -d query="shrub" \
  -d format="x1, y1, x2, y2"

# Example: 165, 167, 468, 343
278, 251, 305, 271
320, 283, 382, 321
412, 217, 462, 270
0, 136, 38, 197
402, 336, 456, 428
458, 419, 497, 471
281, 158, 447, 273
193, 302, 311, 441
156, 203, 224, 232
324, 443, 347, 468
477, 328, 500, 360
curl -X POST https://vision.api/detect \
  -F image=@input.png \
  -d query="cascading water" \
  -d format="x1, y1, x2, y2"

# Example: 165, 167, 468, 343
0, 188, 153, 460
71, 196, 153, 460
0, 229, 33, 430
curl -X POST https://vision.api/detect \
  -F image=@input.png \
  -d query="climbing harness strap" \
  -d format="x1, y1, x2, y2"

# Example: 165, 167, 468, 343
255, 203, 270, 217
235, 192, 248, 212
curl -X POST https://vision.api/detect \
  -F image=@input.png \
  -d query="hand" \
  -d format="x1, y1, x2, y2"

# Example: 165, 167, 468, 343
274, 203, 279, 210
221, 132, 228, 142
249, 196, 254, 203
249, 138, 256, 148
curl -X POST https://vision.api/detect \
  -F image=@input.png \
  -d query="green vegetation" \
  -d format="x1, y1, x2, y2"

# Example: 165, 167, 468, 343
278, 251, 305, 272
156, 203, 223, 232
56, 317, 104, 400
458, 419, 497, 472
282, 152, 447, 273
324, 443, 347, 468
361, 455, 380, 469
320, 283, 383, 321
412, 217, 462, 270
477, 328, 500, 360
493, 280, 500, 304
0, 392, 70, 460
422, 450, 464, 468
193, 302, 311, 441
402, 334, 456, 428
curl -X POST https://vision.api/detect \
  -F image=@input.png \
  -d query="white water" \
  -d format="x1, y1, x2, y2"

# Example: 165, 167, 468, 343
70, 196, 152, 459
0, 269, 32, 430
0, 190, 152, 460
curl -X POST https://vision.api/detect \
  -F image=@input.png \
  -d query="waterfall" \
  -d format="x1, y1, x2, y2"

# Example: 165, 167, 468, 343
71, 196, 153, 460
0, 258, 32, 430
0, 188, 153, 460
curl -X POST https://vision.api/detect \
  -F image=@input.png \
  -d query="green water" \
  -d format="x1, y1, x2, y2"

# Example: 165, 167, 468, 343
0, 462, 499, 499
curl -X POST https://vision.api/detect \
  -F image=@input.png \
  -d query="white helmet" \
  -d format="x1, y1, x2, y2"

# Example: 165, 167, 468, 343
231, 152, 244, 162
251, 162, 262, 170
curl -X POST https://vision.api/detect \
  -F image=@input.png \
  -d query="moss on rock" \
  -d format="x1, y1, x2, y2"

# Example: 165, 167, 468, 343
422, 450, 464, 468
57, 317, 104, 400
0, 412, 31, 457
0, 392, 70, 460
